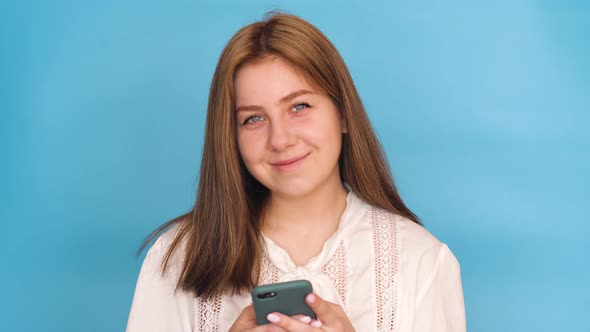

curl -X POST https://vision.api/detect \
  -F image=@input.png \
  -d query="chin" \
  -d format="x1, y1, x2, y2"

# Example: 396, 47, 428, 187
265, 177, 325, 199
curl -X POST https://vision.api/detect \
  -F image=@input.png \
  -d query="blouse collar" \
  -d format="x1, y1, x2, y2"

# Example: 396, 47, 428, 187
262, 189, 366, 272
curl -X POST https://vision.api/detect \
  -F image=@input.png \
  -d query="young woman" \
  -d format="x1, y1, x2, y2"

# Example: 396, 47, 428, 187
126, 13, 465, 332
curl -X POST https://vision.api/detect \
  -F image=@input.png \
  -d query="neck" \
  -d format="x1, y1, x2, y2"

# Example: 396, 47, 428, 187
262, 180, 349, 233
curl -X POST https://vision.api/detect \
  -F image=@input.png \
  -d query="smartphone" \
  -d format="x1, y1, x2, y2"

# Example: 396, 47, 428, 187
251, 279, 317, 325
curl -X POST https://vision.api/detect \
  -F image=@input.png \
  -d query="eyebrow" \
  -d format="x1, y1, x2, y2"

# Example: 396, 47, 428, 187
235, 89, 315, 113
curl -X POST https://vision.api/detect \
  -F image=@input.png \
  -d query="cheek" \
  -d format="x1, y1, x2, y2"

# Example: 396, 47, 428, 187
237, 132, 264, 166
299, 115, 343, 148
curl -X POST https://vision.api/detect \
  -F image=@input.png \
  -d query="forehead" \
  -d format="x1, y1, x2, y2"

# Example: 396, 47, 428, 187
234, 57, 317, 105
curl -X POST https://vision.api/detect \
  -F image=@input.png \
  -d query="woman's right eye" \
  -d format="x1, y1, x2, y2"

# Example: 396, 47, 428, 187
242, 115, 263, 125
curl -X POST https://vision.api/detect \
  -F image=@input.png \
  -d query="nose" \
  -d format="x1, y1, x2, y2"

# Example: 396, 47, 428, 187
268, 118, 295, 151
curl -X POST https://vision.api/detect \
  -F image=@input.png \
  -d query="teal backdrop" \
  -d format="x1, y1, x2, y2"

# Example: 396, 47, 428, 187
1, 1, 588, 331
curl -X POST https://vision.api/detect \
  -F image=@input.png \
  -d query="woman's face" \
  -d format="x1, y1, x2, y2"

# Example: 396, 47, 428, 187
235, 57, 346, 199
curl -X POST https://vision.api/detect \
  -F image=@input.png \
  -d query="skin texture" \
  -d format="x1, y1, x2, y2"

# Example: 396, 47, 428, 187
235, 56, 350, 266
235, 56, 346, 201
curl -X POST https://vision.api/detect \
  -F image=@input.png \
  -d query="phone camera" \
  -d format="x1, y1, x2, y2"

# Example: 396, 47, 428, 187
257, 292, 277, 299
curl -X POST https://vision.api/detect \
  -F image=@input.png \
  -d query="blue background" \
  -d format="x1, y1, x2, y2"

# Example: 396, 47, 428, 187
1, 1, 588, 331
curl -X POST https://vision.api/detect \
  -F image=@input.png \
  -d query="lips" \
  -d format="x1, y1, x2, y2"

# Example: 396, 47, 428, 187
271, 153, 310, 167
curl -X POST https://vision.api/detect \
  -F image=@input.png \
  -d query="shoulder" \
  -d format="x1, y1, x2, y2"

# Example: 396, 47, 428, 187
360, 200, 440, 250
349, 192, 446, 256
386, 212, 462, 290
142, 222, 186, 276
127, 222, 196, 332
368, 206, 457, 269
369, 212, 466, 331
369, 207, 462, 293
392, 212, 442, 256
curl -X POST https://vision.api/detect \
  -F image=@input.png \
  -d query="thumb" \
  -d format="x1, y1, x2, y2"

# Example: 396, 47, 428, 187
305, 293, 340, 322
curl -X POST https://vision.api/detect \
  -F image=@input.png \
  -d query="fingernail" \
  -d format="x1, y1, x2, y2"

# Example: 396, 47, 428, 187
311, 320, 323, 328
306, 293, 316, 304
267, 313, 280, 323
298, 316, 312, 323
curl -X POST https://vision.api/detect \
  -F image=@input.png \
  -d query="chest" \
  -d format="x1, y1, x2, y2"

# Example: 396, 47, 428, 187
195, 207, 405, 332
264, 220, 339, 266
270, 233, 332, 266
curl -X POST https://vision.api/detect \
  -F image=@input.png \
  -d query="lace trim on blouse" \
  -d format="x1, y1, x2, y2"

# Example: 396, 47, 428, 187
321, 241, 349, 308
195, 206, 399, 331
196, 292, 222, 332
371, 207, 399, 331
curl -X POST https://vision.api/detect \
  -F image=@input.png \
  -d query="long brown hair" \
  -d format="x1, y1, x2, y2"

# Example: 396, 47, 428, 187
141, 12, 421, 299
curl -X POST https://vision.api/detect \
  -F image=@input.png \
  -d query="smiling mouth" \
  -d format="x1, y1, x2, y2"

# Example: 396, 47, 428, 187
271, 153, 310, 167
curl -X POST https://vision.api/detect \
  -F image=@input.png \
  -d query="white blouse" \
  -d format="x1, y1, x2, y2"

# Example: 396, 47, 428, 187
126, 191, 466, 331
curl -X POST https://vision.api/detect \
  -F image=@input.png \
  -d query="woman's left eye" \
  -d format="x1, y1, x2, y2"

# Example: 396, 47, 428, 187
291, 103, 311, 113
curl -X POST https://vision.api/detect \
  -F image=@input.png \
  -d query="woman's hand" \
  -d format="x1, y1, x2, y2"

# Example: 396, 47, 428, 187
229, 305, 317, 332
265, 293, 355, 332
229, 305, 287, 332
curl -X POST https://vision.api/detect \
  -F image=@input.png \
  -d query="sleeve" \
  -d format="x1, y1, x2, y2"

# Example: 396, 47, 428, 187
411, 243, 466, 332
126, 236, 195, 332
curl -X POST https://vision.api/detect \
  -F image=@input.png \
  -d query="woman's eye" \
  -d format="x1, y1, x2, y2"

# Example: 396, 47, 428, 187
243, 115, 263, 125
292, 103, 311, 113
